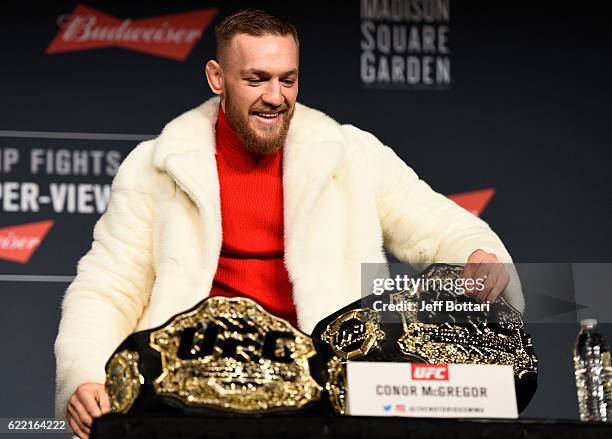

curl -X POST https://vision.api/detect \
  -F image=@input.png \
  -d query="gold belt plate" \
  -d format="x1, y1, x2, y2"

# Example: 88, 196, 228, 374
149, 297, 322, 412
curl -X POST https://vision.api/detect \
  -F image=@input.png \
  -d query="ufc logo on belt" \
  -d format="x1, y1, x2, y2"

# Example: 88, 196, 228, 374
176, 318, 296, 363
411, 364, 449, 380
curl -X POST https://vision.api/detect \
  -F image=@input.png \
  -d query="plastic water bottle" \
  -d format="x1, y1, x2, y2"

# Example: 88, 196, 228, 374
573, 319, 612, 422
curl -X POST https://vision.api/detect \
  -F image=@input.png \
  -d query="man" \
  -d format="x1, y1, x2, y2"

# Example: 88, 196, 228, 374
55, 9, 522, 438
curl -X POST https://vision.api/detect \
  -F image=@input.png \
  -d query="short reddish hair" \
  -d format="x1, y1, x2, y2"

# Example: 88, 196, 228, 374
215, 9, 299, 62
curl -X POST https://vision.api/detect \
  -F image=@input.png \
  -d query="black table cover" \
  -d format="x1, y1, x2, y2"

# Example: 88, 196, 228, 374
91, 414, 612, 439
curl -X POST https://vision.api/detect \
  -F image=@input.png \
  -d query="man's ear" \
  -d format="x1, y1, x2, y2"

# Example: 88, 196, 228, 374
205, 60, 223, 96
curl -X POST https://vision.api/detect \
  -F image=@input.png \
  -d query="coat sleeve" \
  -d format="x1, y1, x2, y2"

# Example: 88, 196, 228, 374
54, 141, 157, 420
344, 125, 524, 312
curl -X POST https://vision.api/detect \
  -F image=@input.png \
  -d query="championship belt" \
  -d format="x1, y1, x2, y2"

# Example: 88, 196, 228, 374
105, 296, 323, 415
311, 264, 538, 415
105, 264, 538, 417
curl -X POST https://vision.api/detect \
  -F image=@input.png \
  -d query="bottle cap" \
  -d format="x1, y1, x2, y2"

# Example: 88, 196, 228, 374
580, 318, 597, 329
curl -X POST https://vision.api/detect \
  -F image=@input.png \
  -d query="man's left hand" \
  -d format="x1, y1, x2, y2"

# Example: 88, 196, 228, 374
461, 249, 510, 303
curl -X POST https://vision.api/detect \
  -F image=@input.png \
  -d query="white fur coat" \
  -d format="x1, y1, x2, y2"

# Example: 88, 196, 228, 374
54, 97, 523, 418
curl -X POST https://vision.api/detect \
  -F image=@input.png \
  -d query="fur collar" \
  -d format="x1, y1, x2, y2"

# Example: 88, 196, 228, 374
152, 96, 345, 170
148, 97, 349, 330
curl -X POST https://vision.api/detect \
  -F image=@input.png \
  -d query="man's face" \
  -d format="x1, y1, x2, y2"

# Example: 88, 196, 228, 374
219, 34, 299, 154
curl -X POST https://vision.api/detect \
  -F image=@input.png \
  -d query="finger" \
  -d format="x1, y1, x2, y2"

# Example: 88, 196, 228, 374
68, 404, 90, 436
462, 261, 477, 281
463, 265, 478, 297
69, 416, 87, 439
473, 254, 497, 279
467, 249, 487, 264
71, 398, 93, 431
68, 399, 87, 433
471, 265, 490, 299
473, 257, 499, 301
80, 389, 102, 418
97, 388, 111, 414
463, 250, 490, 295
475, 263, 502, 302
486, 270, 510, 303
463, 267, 478, 295
69, 405, 90, 436
463, 249, 485, 277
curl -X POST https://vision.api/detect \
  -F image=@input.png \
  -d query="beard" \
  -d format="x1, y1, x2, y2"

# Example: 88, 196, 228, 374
224, 92, 294, 155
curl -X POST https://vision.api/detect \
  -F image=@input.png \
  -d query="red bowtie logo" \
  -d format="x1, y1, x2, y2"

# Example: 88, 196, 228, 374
448, 188, 496, 217
46, 4, 218, 61
0, 220, 54, 264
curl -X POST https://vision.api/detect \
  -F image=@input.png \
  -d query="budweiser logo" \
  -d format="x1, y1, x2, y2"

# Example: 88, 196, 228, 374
46, 4, 218, 60
448, 188, 496, 216
411, 364, 449, 381
0, 220, 54, 264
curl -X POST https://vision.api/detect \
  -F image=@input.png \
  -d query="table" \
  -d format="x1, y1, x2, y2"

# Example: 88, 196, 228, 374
91, 414, 612, 438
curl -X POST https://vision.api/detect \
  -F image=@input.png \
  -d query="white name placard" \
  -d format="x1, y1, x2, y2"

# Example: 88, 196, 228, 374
346, 362, 518, 419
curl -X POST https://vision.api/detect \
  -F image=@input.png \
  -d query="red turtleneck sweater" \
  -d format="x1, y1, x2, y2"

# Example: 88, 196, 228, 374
209, 107, 297, 327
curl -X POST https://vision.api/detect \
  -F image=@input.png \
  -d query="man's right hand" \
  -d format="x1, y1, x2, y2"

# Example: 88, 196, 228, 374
67, 382, 111, 439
